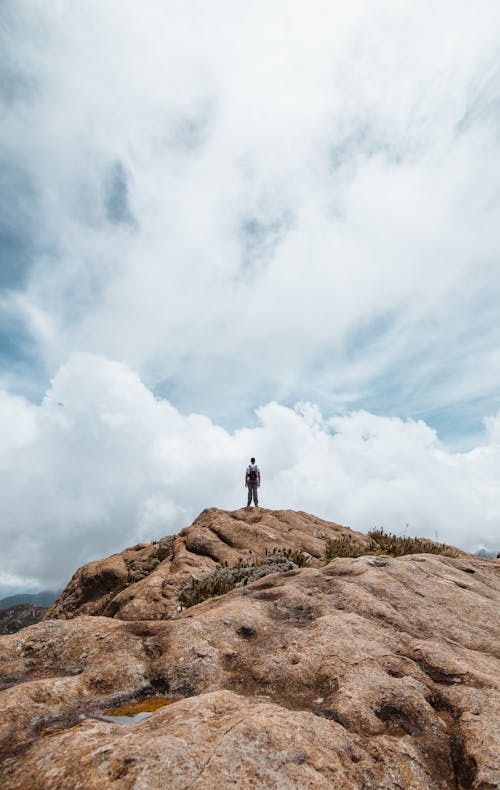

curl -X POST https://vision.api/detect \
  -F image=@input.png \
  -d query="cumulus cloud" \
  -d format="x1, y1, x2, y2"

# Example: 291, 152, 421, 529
0, 353, 499, 592
1, 1, 500, 436
2, 3, 500, 590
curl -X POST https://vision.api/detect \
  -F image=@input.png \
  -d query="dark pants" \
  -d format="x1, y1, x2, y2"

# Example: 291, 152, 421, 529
247, 482, 259, 506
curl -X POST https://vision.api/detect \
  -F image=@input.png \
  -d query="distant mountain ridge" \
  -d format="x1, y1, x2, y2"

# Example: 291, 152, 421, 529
0, 591, 60, 610
474, 548, 498, 560
0, 604, 48, 635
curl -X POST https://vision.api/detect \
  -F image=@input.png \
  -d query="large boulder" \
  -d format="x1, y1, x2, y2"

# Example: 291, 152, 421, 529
46, 508, 361, 621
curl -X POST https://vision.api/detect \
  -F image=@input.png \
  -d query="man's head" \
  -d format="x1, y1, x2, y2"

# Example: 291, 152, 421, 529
250, 457, 255, 464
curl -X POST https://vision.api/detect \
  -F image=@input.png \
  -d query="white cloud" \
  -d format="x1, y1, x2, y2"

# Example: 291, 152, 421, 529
2, 1, 500, 431
2, 3, 500, 589
0, 389, 37, 464
0, 353, 499, 591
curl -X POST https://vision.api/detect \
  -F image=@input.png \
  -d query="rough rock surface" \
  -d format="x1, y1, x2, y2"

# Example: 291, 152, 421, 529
0, 509, 498, 789
46, 508, 363, 621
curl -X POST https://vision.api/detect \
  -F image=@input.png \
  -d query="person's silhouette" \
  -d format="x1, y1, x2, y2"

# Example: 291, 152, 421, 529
245, 457, 261, 507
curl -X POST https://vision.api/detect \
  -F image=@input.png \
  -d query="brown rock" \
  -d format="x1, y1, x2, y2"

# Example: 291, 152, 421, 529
0, 510, 498, 788
46, 508, 360, 621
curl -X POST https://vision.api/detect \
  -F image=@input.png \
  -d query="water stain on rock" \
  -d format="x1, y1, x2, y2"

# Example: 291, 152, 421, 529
101, 697, 176, 724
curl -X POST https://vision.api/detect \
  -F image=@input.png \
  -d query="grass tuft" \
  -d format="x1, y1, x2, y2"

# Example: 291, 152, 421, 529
324, 536, 366, 560
324, 528, 458, 562
179, 548, 310, 609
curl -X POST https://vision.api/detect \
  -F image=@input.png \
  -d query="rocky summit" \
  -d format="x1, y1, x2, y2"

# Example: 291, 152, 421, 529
45, 508, 364, 621
0, 508, 498, 789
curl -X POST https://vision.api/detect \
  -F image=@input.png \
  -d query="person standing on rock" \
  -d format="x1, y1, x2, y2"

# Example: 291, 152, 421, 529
245, 457, 261, 508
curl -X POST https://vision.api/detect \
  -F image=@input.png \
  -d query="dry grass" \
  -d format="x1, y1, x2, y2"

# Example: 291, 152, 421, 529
324, 528, 458, 562
179, 548, 309, 609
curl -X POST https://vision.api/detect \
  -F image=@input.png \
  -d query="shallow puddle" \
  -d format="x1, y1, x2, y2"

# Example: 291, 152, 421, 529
36, 697, 178, 737
101, 697, 176, 724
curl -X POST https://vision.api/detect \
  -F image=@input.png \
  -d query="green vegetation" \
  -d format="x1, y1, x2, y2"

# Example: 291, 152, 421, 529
149, 536, 176, 563
323, 536, 366, 560
367, 528, 458, 557
324, 528, 458, 562
179, 548, 310, 609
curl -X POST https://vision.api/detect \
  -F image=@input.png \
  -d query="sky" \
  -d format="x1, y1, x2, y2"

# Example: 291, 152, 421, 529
1, 1, 500, 594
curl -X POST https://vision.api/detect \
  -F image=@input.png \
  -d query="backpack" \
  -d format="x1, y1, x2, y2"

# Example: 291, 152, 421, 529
248, 466, 258, 482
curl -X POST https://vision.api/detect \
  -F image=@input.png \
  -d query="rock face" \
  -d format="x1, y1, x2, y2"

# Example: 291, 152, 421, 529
46, 508, 363, 621
0, 509, 499, 789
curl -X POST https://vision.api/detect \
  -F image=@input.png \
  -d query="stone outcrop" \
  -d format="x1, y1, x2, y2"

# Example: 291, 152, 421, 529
0, 509, 498, 788
46, 508, 363, 621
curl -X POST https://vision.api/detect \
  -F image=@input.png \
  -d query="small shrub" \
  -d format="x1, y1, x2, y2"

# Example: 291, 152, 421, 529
149, 536, 175, 564
324, 537, 366, 561
179, 548, 310, 609
368, 528, 458, 558
265, 546, 310, 567
323, 528, 458, 562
